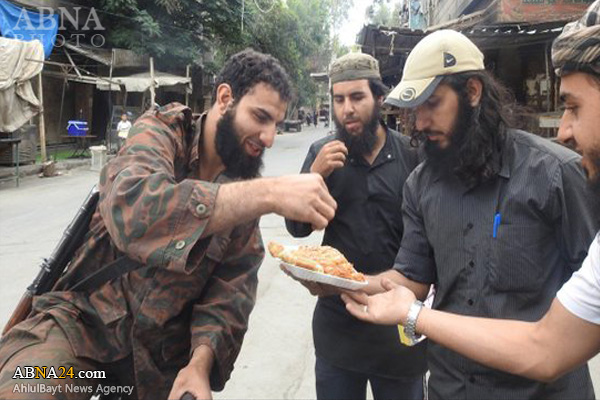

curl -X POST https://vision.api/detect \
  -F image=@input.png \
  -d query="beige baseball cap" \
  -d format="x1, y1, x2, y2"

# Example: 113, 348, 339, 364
386, 29, 485, 108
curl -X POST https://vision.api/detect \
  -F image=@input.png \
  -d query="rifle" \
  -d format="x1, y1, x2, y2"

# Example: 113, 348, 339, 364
2, 186, 100, 336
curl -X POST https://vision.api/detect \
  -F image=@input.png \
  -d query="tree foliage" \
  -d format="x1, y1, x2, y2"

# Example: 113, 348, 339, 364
240, 0, 331, 109
96, 0, 245, 68
93, 0, 354, 108
365, 0, 403, 27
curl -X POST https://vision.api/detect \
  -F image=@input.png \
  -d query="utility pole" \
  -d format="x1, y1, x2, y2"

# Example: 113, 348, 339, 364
37, 73, 47, 162
150, 57, 155, 108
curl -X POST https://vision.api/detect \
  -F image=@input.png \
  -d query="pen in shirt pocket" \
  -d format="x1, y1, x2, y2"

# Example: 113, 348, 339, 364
492, 212, 501, 238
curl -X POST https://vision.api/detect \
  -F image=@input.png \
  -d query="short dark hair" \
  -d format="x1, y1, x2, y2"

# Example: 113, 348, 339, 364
368, 79, 388, 98
212, 48, 293, 104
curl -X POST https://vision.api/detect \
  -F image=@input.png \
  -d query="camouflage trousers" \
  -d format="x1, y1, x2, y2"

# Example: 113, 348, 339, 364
0, 314, 136, 400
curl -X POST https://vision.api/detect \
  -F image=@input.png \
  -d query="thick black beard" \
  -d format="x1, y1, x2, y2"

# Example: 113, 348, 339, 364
215, 107, 263, 179
586, 151, 600, 198
333, 104, 381, 158
583, 154, 600, 226
422, 99, 473, 177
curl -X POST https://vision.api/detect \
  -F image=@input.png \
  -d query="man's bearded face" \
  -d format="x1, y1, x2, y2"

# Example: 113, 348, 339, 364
421, 92, 473, 173
333, 101, 381, 157
215, 106, 264, 179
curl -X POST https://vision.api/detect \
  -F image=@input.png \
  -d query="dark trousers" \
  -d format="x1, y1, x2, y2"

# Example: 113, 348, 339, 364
316, 356, 425, 400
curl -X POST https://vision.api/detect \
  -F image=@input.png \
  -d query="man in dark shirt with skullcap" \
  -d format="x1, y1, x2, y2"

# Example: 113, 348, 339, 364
286, 52, 426, 400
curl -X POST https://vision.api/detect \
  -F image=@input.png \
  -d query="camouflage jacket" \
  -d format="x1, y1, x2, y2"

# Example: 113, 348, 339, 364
32, 103, 264, 399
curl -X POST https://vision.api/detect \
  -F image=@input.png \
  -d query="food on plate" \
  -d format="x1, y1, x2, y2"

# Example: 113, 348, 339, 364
267, 241, 366, 282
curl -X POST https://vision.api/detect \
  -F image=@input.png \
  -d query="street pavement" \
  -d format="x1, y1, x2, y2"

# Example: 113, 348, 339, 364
0, 123, 598, 398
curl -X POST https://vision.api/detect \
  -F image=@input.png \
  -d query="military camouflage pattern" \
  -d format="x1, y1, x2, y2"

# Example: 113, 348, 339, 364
552, 0, 600, 76
0, 316, 115, 399
0, 103, 264, 399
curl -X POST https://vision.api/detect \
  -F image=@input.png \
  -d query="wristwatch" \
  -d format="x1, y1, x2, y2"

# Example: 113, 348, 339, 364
405, 300, 424, 342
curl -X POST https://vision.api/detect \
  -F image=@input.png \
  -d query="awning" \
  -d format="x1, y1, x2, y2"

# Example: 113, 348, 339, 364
62, 42, 112, 66
62, 41, 150, 68
358, 21, 565, 56
357, 21, 565, 79
96, 71, 191, 92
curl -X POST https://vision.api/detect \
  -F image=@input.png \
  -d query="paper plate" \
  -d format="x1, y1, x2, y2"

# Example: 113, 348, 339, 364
280, 262, 368, 291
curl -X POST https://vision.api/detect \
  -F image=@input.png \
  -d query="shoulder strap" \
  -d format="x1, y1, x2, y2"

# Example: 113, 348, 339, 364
70, 256, 142, 292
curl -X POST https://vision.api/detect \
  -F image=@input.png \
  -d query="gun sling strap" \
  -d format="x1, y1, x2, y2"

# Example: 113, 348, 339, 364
70, 256, 142, 292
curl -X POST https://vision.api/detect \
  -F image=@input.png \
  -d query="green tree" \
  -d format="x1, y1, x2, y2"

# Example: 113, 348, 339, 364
93, 0, 353, 110
366, 0, 402, 27
217, 0, 353, 109
96, 0, 245, 68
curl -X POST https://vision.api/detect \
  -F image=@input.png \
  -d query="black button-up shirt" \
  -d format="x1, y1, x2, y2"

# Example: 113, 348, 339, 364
286, 127, 427, 378
395, 129, 598, 399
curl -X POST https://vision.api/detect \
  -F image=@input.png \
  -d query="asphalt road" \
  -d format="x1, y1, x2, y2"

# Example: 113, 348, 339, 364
0, 123, 598, 399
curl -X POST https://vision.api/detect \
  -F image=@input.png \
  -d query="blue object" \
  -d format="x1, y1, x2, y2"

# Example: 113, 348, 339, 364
67, 120, 88, 136
0, 0, 59, 59
492, 212, 501, 238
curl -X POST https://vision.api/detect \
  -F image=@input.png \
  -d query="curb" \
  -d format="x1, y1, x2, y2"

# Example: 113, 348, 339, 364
0, 158, 91, 180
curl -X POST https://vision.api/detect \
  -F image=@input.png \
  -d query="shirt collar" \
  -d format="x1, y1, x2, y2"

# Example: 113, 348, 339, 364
498, 129, 513, 179
372, 127, 395, 167
189, 112, 207, 174
190, 112, 233, 184
428, 128, 513, 188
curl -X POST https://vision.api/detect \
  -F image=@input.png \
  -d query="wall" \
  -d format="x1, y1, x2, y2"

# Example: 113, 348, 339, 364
428, 0, 591, 26
428, 0, 473, 26
36, 77, 96, 145
37, 76, 74, 145
498, 0, 593, 23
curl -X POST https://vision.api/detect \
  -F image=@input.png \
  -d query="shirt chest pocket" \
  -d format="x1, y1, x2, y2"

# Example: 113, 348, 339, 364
486, 223, 550, 293
88, 280, 129, 325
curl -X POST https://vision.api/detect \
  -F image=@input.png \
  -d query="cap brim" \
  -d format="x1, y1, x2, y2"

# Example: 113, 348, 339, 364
385, 76, 444, 108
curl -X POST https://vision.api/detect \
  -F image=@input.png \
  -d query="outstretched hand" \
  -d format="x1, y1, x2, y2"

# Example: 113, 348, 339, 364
341, 279, 417, 325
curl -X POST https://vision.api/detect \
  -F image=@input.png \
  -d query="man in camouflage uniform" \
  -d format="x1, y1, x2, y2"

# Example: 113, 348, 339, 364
0, 49, 336, 400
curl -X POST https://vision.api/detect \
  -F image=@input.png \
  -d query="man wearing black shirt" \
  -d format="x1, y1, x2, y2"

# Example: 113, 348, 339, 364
285, 52, 426, 400
343, 30, 597, 400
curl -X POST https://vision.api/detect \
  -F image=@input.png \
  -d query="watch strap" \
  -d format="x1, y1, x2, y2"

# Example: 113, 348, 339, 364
405, 299, 424, 342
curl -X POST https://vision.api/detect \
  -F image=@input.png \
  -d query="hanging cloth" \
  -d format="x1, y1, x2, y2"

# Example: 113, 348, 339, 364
0, 36, 44, 132
0, 0, 58, 59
